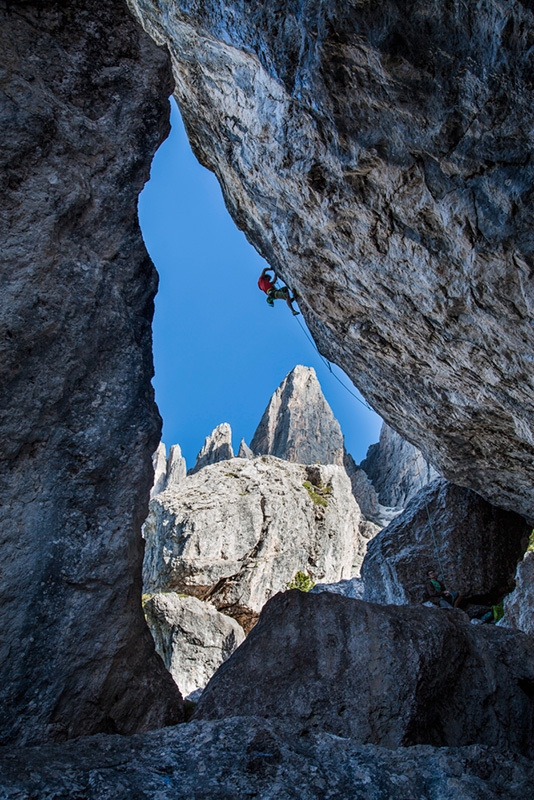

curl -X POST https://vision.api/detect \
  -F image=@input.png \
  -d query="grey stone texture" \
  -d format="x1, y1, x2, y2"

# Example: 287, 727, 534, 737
129, 0, 534, 522
196, 591, 534, 756
143, 593, 245, 699
237, 438, 254, 459
361, 422, 440, 508
1, 718, 533, 800
189, 422, 234, 474
166, 443, 187, 487
251, 365, 345, 466
362, 479, 530, 606
0, 0, 182, 744
499, 551, 534, 637
143, 456, 365, 616
151, 443, 169, 498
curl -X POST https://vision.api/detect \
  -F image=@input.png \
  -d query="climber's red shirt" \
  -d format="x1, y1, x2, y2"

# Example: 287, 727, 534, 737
258, 274, 275, 293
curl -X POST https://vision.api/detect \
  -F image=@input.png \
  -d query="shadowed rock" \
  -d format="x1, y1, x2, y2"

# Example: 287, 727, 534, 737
0, 717, 533, 799
361, 423, 439, 508
362, 479, 530, 606
499, 551, 534, 637
195, 591, 534, 756
0, 0, 182, 744
237, 438, 254, 459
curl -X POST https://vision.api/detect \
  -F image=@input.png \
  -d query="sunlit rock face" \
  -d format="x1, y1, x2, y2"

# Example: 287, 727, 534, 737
128, 0, 534, 521
143, 456, 365, 622
0, 0, 182, 743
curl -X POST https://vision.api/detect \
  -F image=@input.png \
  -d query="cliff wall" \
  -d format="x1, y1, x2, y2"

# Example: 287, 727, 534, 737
129, 0, 534, 521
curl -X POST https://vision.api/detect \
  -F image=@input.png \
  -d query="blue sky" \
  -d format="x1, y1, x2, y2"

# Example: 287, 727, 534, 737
139, 98, 381, 469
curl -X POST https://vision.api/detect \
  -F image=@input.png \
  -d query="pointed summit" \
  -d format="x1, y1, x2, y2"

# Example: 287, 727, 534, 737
189, 423, 234, 475
250, 365, 344, 466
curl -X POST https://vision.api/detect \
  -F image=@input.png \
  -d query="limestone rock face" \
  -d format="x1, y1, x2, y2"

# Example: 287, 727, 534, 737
343, 452, 381, 521
361, 423, 439, 508
310, 577, 364, 599
362, 479, 529, 606
251, 365, 345, 466
151, 443, 169, 498
195, 591, 534, 756
166, 444, 187, 487
237, 438, 254, 459
499, 551, 534, 637
128, 0, 534, 521
189, 423, 234, 474
143, 456, 364, 618
1, 719, 534, 800
0, 0, 182, 744
144, 593, 245, 699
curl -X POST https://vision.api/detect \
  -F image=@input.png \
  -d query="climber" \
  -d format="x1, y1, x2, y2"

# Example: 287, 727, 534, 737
424, 569, 462, 609
258, 267, 300, 315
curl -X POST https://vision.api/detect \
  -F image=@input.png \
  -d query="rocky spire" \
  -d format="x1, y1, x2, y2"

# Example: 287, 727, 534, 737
360, 423, 439, 508
166, 444, 187, 487
189, 423, 234, 474
151, 443, 168, 498
237, 438, 254, 459
250, 366, 345, 466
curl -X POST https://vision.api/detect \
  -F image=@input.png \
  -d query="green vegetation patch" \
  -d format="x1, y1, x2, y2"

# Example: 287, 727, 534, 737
527, 530, 534, 552
302, 480, 332, 507
287, 570, 315, 592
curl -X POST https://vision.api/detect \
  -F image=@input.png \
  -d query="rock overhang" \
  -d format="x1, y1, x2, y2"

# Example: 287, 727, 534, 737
128, 0, 534, 522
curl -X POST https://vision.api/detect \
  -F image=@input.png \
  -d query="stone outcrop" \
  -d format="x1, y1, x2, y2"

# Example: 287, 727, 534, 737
189, 423, 234, 474
196, 591, 534, 756
343, 451, 381, 521
150, 443, 169, 498
310, 577, 364, 599
143, 593, 245, 699
237, 438, 254, 459
166, 443, 187, 487
361, 423, 439, 508
362, 479, 530, 607
251, 365, 345, 466
143, 456, 365, 623
499, 550, 534, 638
1, 718, 533, 800
0, 0, 182, 744
129, 0, 534, 522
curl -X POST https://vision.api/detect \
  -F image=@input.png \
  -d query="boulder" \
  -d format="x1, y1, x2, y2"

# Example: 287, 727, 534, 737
129, 0, 534, 522
143, 456, 365, 620
195, 591, 534, 756
189, 423, 234, 474
250, 365, 345, 466
361, 423, 439, 508
0, 717, 533, 800
143, 593, 245, 699
499, 550, 534, 637
362, 479, 529, 606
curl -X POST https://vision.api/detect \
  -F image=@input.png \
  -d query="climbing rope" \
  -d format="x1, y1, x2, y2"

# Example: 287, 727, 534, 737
269, 271, 374, 413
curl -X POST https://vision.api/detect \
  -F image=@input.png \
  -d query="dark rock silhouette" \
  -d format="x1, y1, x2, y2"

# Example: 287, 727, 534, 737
362, 479, 530, 606
195, 590, 534, 756
0, 0, 182, 744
